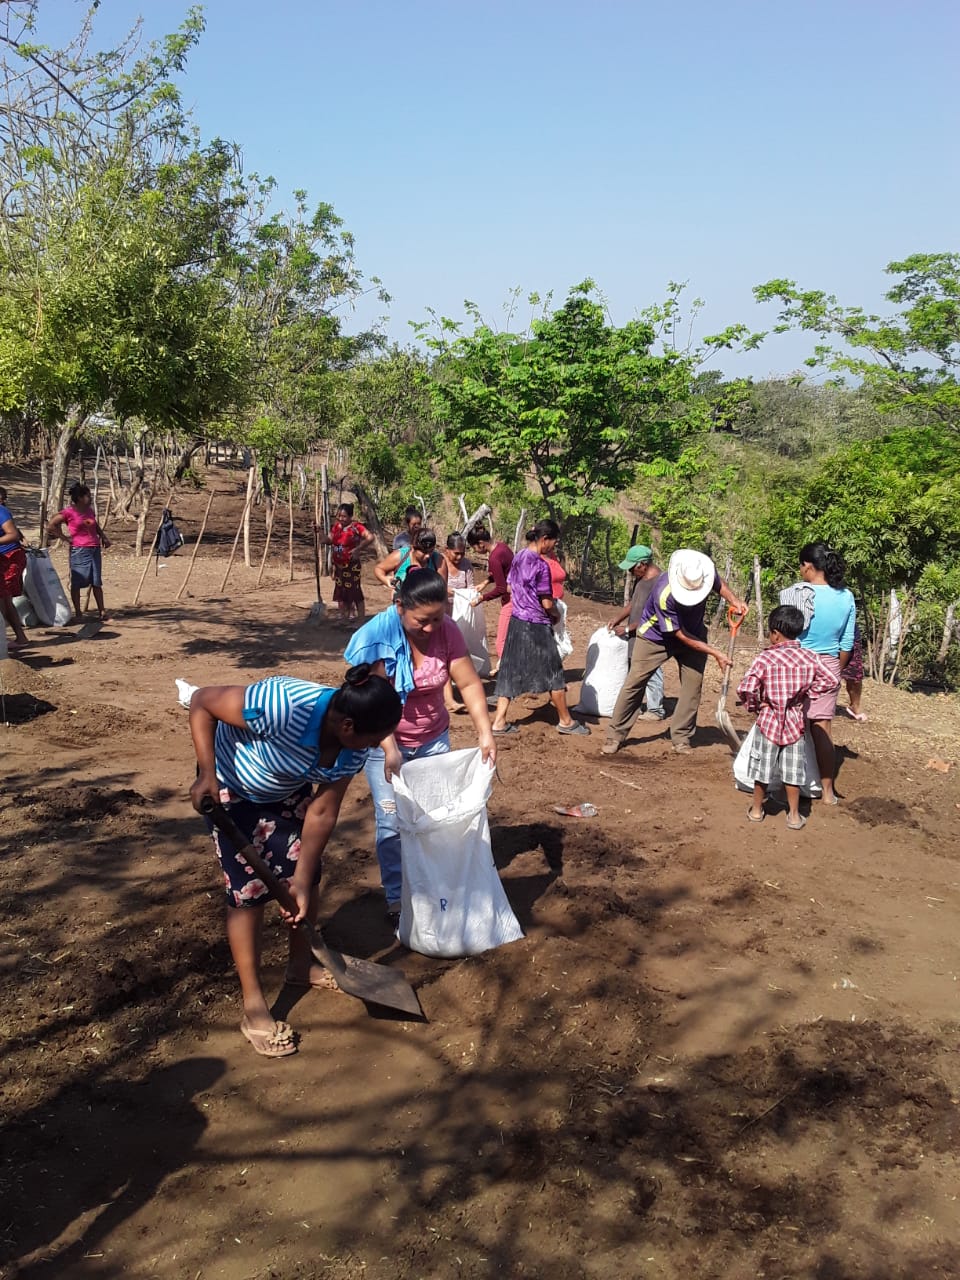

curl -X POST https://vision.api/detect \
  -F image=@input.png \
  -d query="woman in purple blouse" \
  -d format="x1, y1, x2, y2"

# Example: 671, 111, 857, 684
490, 519, 589, 737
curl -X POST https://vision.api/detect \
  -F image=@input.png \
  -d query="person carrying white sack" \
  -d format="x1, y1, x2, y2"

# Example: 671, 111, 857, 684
602, 549, 748, 756
344, 569, 496, 920
606, 544, 665, 721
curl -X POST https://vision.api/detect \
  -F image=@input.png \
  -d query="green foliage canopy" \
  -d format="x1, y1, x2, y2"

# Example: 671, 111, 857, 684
416, 283, 727, 521
754, 253, 960, 430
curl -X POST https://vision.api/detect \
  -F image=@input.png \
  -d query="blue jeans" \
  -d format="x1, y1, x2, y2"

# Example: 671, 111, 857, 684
645, 663, 664, 714
629, 639, 664, 713
365, 730, 451, 905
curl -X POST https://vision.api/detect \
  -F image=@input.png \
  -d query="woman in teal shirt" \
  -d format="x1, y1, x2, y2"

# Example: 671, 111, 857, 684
786, 541, 855, 805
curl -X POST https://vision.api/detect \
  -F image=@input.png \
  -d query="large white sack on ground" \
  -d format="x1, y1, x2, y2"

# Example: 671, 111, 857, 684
13, 595, 39, 627
733, 724, 823, 799
393, 747, 523, 958
451, 588, 491, 677
23, 549, 71, 626
572, 626, 629, 717
553, 598, 573, 659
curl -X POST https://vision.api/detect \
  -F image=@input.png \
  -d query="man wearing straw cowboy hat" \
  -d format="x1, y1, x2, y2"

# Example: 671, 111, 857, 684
602, 549, 748, 756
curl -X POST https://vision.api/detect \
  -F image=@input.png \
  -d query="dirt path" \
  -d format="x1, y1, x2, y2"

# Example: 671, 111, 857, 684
1, 470, 958, 1279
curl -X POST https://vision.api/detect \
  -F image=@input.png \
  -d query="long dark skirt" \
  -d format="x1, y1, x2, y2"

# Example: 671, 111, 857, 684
494, 616, 565, 699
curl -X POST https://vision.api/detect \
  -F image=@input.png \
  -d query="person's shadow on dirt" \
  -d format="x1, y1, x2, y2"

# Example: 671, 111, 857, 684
8, 1056, 224, 1279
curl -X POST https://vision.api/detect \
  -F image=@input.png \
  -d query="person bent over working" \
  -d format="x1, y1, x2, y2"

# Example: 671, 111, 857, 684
602, 549, 748, 755
189, 666, 402, 1058
736, 605, 840, 830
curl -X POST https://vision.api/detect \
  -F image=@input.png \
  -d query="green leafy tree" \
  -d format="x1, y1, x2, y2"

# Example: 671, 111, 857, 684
415, 282, 757, 523
227, 189, 387, 483
754, 253, 960, 430
0, 5, 253, 526
755, 427, 960, 683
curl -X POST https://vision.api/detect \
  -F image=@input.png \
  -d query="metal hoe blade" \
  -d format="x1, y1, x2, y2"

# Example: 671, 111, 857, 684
201, 800, 421, 1017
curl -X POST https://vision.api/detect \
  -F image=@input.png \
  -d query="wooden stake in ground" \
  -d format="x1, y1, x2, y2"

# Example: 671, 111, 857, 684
320, 462, 331, 576
220, 483, 255, 593
256, 505, 277, 588
175, 489, 215, 601
753, 555, 763, 644
132, 514, 167, 606
242, 463, 255, 568
287, 487, 294, 583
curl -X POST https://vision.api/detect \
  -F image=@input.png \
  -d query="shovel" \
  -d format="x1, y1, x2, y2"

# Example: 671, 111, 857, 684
200, 798, 422, 1017
310, 524, 327, 620
716, 606, 748, 754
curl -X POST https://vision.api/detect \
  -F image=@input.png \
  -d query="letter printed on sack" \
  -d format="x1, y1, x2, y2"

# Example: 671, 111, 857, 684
439, 898, 448, 911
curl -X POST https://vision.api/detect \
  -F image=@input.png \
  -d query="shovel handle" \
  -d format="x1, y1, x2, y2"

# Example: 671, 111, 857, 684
719, 607, 748, 698
200, 796, 300, 918
727, 605, 747, 636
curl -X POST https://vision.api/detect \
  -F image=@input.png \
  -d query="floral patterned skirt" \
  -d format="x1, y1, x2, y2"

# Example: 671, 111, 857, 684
333, 560, 364, 605
206, 783, 317, 908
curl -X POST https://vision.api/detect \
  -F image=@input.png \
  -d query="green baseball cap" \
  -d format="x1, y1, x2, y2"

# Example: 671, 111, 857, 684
618, 545, 653, 571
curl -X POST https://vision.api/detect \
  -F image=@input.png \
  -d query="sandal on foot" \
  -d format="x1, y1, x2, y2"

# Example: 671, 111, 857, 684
822, 794, 840, 806
284, 968, 340, 992
557, 720, 590, 736
240, 1017, 297, 1057
746, 809, 765, 823
786, 815, 807, 830
492, 723, 520, 736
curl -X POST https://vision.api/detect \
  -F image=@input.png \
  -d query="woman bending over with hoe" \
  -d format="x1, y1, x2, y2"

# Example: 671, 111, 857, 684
189, 666, 402, 1058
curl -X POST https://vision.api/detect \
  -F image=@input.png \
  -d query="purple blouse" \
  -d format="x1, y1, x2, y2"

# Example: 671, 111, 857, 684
507, 549, 552, 625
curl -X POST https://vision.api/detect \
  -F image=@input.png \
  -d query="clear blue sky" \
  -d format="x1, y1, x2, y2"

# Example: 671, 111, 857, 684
45, 1, 960, 376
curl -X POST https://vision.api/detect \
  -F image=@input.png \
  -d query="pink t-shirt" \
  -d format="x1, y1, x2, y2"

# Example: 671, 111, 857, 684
60, 505, 100, 548
396, 617, 468, 747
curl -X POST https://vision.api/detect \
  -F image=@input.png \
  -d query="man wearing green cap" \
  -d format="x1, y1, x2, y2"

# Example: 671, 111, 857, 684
606, 545, 664, 720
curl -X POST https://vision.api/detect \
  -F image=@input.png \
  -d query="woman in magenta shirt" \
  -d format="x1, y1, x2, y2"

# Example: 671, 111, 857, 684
46, 482, 111, 623
344, 569, 496, 916
490, 519, 588, 738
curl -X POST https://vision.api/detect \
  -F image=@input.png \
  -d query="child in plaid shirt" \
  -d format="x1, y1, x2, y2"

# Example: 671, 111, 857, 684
737, 605, 840, 830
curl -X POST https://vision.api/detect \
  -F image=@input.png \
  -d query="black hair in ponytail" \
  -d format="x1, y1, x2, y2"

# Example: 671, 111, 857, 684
331, 664, 402, 736
398, 568, 447, 608
530, 518, 560, 542
799, 541, 845, 589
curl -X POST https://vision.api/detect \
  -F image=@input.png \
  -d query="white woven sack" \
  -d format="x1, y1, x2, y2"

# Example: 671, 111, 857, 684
451, 588, 491, 677
24, 549, 71, 626
573, 626, 629, 717
553, 599, 574, 659
733, 724, 823, 799
392, 747, 523, 958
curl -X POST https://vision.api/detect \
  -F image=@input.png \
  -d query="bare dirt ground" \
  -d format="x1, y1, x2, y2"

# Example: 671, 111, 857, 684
1, 465, 959, 1280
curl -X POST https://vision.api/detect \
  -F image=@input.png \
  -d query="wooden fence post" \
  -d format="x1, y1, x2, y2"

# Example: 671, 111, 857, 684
175, 489, 215, 601
242, 464, 255, 567
131, 514, 167, 606
287, 487, 294, 583
624, 523, 639, 606
512, 509, 526, 553
256, 505, 277, 588
754, 555, 763, 643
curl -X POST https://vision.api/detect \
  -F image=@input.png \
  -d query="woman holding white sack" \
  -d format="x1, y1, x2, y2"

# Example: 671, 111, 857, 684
344, 569, 496, 920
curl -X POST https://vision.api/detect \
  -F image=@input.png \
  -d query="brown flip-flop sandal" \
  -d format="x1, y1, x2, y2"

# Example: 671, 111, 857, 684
240, 1017, 297, 1057
284, 968, 340, 992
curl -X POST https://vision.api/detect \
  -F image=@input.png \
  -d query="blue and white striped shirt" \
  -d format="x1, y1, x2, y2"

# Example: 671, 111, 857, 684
214, 677, 368, 803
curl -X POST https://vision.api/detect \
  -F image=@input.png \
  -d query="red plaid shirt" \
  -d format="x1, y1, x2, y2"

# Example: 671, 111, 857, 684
737, 641, 840, 746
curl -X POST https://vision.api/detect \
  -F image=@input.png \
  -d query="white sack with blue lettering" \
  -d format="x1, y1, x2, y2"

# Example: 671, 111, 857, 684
392, 747, 523, 957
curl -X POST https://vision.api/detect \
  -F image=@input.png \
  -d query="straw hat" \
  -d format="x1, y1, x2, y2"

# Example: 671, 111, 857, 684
667, 549, 716, 606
